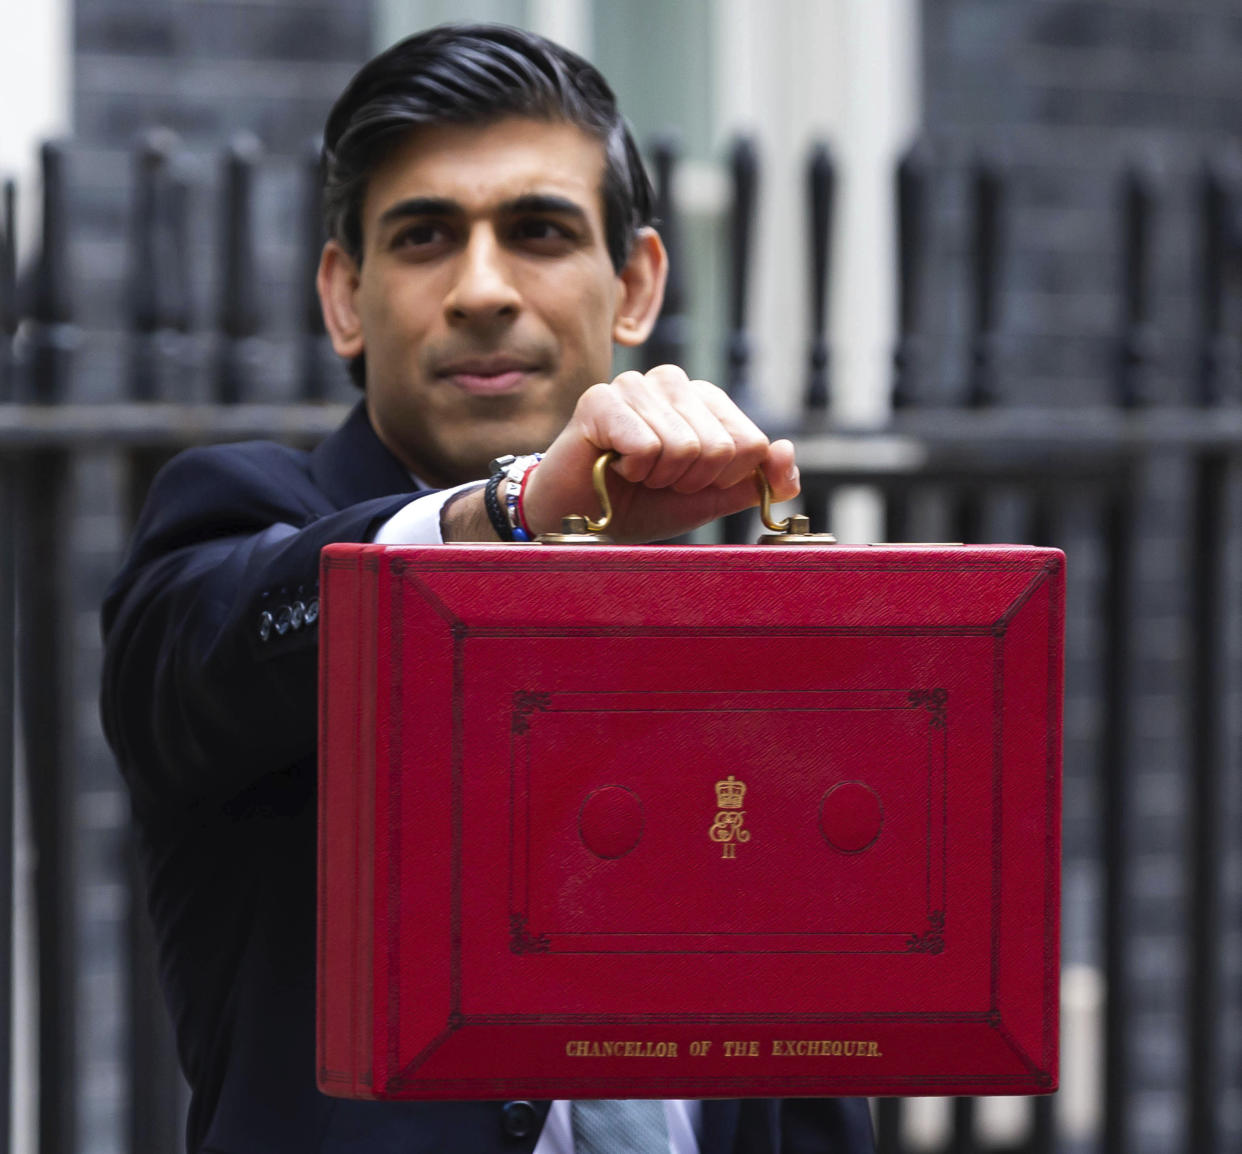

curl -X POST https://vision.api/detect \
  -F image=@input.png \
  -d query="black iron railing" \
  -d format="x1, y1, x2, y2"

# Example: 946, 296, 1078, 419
1, 129, 1241, 1154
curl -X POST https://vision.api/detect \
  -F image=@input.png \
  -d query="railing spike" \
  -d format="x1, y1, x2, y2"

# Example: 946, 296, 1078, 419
216, 132, 263, 404
643, 132, 688, 371
1115, 156, 1161, 409
892, 137, 933, 410
803, 141, 835, 416
724, 135, 758, 412
967, 152, 1005, 408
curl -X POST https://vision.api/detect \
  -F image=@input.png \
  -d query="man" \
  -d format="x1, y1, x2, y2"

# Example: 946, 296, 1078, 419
101, 23, 874, 1153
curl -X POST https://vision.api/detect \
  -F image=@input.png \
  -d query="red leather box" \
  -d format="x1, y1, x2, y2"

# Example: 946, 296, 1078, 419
317, 543, 1063, 1100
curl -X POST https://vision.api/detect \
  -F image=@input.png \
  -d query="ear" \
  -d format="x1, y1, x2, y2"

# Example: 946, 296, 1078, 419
611, 227, 668, 347
317, 240, 366, 360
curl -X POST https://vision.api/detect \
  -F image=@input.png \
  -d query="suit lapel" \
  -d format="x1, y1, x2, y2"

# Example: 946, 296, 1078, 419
309, 401, 424, 508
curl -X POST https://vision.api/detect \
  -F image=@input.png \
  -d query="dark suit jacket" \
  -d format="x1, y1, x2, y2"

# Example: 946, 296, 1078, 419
100, 403, 874, 1154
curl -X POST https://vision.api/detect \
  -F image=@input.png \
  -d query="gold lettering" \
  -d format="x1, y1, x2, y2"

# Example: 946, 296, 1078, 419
769, 1039, 884, 1058
565, 1039, 681, 1058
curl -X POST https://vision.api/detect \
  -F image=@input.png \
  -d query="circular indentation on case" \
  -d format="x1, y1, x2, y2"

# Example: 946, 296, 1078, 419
820, 781, 883, 853
579, 786, 644, 859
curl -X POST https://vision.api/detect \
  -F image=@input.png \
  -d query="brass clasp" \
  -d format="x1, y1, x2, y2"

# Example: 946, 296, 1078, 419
535, 450, 618, 544
755, 470, 836, 545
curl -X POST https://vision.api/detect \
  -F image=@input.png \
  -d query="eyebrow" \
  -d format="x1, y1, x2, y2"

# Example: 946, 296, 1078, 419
376, 193, 591, 231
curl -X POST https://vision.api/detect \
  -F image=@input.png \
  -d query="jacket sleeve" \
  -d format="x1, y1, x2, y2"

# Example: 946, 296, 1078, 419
100, 442, 425, 815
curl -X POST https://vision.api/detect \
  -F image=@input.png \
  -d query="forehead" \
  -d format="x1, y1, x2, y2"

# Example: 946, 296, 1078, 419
361, 117, 609, 232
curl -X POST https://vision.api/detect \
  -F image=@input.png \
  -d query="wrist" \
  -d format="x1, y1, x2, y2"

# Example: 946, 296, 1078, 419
439, 485, 499, 542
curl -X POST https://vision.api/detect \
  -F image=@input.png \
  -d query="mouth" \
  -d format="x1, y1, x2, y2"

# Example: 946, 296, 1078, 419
437, 357, 538, 396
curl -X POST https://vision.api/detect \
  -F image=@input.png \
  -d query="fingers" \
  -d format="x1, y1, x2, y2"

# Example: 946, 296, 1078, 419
578, 365, 773, 494
762, 438, 800, 504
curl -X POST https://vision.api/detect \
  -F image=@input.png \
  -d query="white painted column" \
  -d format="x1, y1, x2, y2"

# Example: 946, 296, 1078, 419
527, 0, 591, 57
0, 0, 71, 263
712, 0, 919, 427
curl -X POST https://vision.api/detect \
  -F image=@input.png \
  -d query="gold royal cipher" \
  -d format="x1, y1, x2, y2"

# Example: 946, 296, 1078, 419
709, 775, 750, 859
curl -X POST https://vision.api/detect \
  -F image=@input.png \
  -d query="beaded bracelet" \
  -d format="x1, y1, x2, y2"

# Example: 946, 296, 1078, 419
502, 454, 543, 542
482, 471, 513, 541
485, 453, 544, 541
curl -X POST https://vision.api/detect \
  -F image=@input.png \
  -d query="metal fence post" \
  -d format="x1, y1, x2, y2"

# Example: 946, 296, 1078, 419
643, 134, 688, 372
0, 172, 18, 1154
20, 138, 78, 1154
1100, 465, 1137, 1154
125, 130, 191, 1154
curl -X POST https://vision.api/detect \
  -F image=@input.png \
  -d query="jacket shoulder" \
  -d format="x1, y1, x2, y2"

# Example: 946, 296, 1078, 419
127, 440, 331, 563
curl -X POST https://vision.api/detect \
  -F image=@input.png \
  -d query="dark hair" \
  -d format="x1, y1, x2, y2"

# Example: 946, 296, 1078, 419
322, 22, 653, 268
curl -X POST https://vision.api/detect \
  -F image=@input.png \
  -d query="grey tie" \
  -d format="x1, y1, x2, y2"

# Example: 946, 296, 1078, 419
571, 1099, 669, 1154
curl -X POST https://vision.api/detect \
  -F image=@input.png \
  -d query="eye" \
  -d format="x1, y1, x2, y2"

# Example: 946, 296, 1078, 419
511, 218, 576, 246
391, 221, 452, 251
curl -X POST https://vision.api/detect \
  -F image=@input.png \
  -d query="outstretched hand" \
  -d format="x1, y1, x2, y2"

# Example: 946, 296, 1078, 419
520, 365, 799, 543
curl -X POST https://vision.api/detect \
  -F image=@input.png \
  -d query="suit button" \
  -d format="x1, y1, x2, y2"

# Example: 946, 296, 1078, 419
290, 600, 305, 629
501, 1100, 538, 1139
274, 605, 293, 636
258, 611, 273, 642
304, 598, 319, 625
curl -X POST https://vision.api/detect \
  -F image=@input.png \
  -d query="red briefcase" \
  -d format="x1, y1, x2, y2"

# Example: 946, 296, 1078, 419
317, 540, 1063, 1100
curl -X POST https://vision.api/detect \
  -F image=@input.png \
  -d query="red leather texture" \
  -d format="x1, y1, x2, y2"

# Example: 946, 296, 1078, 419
318, 544, 1064, 1100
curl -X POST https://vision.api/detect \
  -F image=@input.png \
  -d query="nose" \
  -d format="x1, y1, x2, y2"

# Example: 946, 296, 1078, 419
443, 226, 521, 324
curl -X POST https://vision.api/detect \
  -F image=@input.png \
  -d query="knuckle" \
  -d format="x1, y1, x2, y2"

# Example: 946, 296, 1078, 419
665, 432, 702, 459
581, 380, 616, 407
646, 363, 691, 390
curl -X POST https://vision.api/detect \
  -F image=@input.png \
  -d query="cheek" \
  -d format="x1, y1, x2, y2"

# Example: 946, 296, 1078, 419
364, 271, 433, 346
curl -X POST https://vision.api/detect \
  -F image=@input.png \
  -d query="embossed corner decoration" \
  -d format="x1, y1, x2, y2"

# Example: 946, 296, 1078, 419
509, 913, 551, 954
511, 691, 551, 735
908, 688, 948, 730
906, 910, 945, 954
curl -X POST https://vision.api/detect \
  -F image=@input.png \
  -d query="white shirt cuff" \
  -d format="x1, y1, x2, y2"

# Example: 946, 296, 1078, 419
371, 482, 484, 545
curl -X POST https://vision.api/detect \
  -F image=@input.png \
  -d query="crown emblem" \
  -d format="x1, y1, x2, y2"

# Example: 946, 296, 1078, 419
715, 775, 746, 809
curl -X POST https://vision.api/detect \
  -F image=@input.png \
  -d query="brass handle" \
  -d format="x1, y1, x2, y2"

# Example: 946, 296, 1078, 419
594, 451, 786, 534
587, 449, 617, 533
754, 462, 836, 544
754, 468, 791, 533
535, 450, 618, 544
537, 451, 832, 544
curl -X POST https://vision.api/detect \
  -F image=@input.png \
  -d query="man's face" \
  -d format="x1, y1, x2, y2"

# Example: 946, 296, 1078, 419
321, 117, 653, 487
